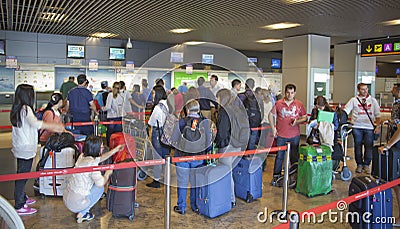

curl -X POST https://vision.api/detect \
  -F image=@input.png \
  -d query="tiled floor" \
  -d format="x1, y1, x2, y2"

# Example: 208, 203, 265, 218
0, 132, 397, 228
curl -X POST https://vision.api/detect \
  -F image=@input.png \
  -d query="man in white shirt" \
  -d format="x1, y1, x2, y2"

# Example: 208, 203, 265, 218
210, 75, 221, 124
344, 83, 381, 174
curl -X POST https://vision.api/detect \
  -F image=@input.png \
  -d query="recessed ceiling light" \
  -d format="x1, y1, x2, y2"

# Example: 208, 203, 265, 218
285, 0, 313, 3
393, 60, 400, 63
40, 12, 65, 22
89, 32, 118, 38
257, 39, 283, 44
184, 41, 205, 45
170, 28, 193, 34
263, 22, 302, 30
382, 19, 400, 26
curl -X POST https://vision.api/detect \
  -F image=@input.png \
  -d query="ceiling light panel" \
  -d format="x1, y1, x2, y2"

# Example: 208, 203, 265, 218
382, 19, 400, 26
170, 28, 193, 34
257, 39, 283, 44
90, 32, 118, 38
184, 41, 205, 45
263, 22, 302, 30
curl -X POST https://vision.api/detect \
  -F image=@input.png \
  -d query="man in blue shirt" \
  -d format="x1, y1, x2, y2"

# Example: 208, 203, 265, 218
197, 77, 217, 120
66, 74, 98, 135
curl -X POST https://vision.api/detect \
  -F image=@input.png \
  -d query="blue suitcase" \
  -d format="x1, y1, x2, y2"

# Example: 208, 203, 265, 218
348, 176, 393, 229
194, 164, 232, 218
348, 149, 393, 229
233, 157, 262, 202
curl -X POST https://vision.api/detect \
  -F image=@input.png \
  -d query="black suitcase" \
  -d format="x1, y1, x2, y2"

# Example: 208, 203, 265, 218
106, 165, 137, 221
372, 123, 400, 181
348, 141, 393, 229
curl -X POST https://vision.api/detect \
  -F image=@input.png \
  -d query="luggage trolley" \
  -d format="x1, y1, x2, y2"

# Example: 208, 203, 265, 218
123, 114, 150, 181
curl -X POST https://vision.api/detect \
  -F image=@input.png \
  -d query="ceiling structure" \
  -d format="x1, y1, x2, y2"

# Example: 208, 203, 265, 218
0, 0, 400, 60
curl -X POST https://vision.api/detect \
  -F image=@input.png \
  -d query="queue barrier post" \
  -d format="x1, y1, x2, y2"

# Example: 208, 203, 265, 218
272, 142, 291, 220
94, 115, 99, 136
164, 155, 171, 229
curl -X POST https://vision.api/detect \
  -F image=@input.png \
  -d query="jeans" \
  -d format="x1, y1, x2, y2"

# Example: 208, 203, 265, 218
79, 185, 104, 215
152, 128, 170, 180
106, 117, 122, 146
218, 145, 241, 202
71, 112, 93, 136
14, 158, 33, 209
247, 129, 260, 150
273, 135, 300, 175
352, 128, 374, 166
175, 158, 204, 211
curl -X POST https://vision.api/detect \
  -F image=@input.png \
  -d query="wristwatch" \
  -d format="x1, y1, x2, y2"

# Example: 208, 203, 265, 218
383, 145, 390, 151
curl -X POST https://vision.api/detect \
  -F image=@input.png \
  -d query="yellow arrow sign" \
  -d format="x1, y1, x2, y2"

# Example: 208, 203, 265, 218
366, 45, 372, 53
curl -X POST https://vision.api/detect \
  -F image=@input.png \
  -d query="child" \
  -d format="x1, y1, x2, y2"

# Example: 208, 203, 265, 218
63, 136, 123, 223
10, 84, 65, 215
39, 92, 64, 144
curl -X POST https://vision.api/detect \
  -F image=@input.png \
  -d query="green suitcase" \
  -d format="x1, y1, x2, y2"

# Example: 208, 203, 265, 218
295, 145, 332, 197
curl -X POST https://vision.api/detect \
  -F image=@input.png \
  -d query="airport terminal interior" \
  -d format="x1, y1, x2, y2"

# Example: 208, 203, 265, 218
0, 0, 400, 228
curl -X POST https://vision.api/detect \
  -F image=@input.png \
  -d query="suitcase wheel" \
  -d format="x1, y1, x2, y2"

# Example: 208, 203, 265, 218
129, 214, 134, 221
246, 192, 253, 203
137, 169, 147, 181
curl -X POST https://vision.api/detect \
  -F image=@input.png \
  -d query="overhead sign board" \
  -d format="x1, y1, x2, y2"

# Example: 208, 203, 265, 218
361, 37, 400, 57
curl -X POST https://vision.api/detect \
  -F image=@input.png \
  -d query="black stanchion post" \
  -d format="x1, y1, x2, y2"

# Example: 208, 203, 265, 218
164, 156, 171, 229
272, 142, 291, 220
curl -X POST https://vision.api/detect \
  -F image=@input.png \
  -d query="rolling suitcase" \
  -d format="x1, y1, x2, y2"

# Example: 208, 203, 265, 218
194, 164, 232, 218
348, 148, 393, 229
106, 160, 137, 221
38, 147, 76, 197
372, 123, 400, 181
296, 145, 332, 197
232, 156, 262, 202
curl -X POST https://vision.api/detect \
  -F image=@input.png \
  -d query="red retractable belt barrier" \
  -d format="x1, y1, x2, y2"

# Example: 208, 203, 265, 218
0, 110, 11, 113
171, 146, 286, 163
0, 145, 286, 182
0, 125, 12, 129
272, 178, 400, 229
0, 159, 165, 182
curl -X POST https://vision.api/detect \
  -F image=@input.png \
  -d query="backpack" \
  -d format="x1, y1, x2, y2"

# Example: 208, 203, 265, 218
36, 132, 79, 170
37, 109, 56, 142
178, 116, 208, 154
226, 105, 250, 148
157, 103, 179, 146
243, 92, 262, 128
335, 106, 348, 135
94, 91, 109, 108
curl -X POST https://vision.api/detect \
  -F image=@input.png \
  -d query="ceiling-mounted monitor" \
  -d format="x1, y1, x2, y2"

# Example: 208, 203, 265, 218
271, 58, 281, 69
67, 44, 85, 59
109, 47, 125, 60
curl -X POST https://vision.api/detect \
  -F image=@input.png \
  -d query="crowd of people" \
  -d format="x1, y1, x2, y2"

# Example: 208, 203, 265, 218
11, 72, 400, 223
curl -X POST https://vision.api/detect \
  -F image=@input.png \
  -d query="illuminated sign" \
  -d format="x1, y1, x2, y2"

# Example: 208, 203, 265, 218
361, 37, 400, 57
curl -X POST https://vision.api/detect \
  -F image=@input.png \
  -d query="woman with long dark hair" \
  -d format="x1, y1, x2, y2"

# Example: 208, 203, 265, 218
10, 84, 64, 215
102, 82, 124, 146
63, 136, 123, 223
39, 92, 64, 144
146, 85, 170, 188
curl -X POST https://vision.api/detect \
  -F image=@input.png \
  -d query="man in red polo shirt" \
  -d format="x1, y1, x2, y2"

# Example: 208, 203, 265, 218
268, 83, 308, 186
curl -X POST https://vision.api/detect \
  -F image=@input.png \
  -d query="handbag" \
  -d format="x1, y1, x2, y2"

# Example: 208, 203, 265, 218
356, 97, 379, 140
306, 128, 321, 145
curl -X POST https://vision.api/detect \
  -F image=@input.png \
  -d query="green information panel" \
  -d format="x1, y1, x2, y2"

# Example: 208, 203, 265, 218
173, 71, 208, 88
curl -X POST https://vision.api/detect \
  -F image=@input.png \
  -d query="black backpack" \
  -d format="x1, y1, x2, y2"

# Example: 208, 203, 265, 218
335, 106, 348, 137
178, 117, 209, 154
243, 92, 262, 128
36, 132, 79, 170
226, 105, 250, 148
